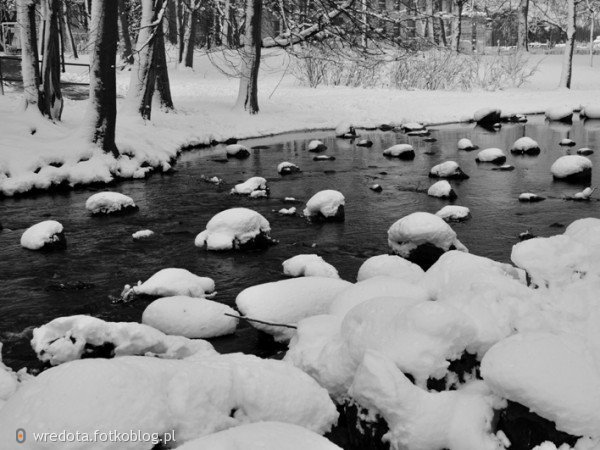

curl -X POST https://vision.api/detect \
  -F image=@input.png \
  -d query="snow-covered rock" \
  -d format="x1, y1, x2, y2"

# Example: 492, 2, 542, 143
474, 107, 501, 127
278, 207, 296, 215
0, 353, 339, 447
123, 268, 215, 300
31, 315, 217, 365
577, 147, 594, 156
559, 138, 576, 146
387, 212, 467, 269
580, 104, 600, 120
571, 187, 594, 201
231, 176, 268, 195
492, 164, 515, 171
356, 139, 373, 147
476, 148, 507, 164
402, 122, 426, 132
335, 121, 356, 138
142, 296, 238, 339
308, 140, 327, 152
225, 144, 250, 158
282, 254, 340, 279
429, 161, 469, 179
356, 254, 425, 283
195, 208, 275, 250
20, 220, 66, 250
277, 162, 301, 175
550, 155, 592, 181
313, 155, 335, 161
481, 332, 600, 439
177, 422, 342, 450
370, 183, 382, 192
458, 138, 478, 151
250, 190, 267, 198
85, 192, 137, 215
435, 205, 471, 222
383, 144, 415, 160
428, 180, 457, 199
132, 229, 155, 240
518, 192, 545, 202
511, 137, 541, 155
303, 190, 345, 222
546, 106, 574, 123
236, 277, 352, 342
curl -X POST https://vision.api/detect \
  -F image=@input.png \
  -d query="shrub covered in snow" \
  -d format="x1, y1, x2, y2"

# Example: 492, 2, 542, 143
550, 155, 592, 182
142, 296, 238, 339
476, 148, 507, 165
356, 254, 424, 283
195, 208, 276, 251
428, 180, 457, 199
511, 137, 541, 155
282, 254, 339, 278
435, 205, 471, 222
458, 138, 477, 151
122, 268, 215, 301
226, 144, 250, 158
231, 176, 268, 195
277, 162, 301, 175
383, 144, 415, 160
20, 220, 66, 250
85, 192, 137, 215
303, 190, 345, 222
473, 107, 501, 127
429, 161, 469, 179
545, 106, 573, 123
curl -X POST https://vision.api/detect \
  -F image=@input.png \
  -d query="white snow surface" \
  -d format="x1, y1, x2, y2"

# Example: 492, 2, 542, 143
194, 208, 271, 250
282, 254, 340, 279
546, 105, 574, 121
511, 136, 540, 151
129, 268, 215, 298
429, 161, 464, 177
303, 190, 345, 218
235, 277, 351, 342
0, 344, 19, 403
436, 205, 471, 221
0, 353, 339, 448
428, 180, 455, 198
581, 104, 600, 119
550, 155, 592, 178
177, 422, 342, 450
85, 191, 136, 214
20, 220, 64, 250
476, 148, 506, 162
356, 254, 425, 283
142, 296, 238, 339
334, 121, 355, 137
383, 143, 414, 157
231, 176, 267, 195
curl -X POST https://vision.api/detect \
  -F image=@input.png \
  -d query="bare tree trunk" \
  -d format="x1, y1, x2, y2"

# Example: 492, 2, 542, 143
177, 0, 186, 62
17, 0, 42, 110
62, 0, 78, 58
182, 7, 197, 67
451, 0, 463, 52
222, 0, 231, 46
559, 0, 576, 88
427, 0, 435, 43
154, 20, 174, 110
118, 0, 134, 64
167, 0, 178, 44
84, 0, 119, 156
38, 0, 47, 55
590, 7, 595, 67
236, 0, 262, 114
517, 0, 529, 51
40, 0, 63, 120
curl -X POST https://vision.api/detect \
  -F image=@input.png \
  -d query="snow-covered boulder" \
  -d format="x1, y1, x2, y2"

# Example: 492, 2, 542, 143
142, 296, 238, 339
231, 176, 268, 195
303, 190, 345, 222
277, 162, 301, 175
388, 212, 467, 269
474, 107, 501, 127
335, 121, 356, 138
31, 315, 217, 365
85, 192, 137, 215
383, 144, 415, 160
356, 139, 373, 147
20, 220, 66, 250
0, 353, 339, 446
428, 180, 457, 199
313, 155, 335, 161
370, 183, 382, 192
278, 207, 296, 215
476, 148, 506, 164
481, 332, 600, 439
545, 106, 574, 123
236, 277, 352, 342
122, 268, 215, 301
518, 193, 545, 202
282, 254, 339, 279
580, 104, 600, 120
429, 161, 469, 179
177, 422, 343, 450
458, 138, 478, 151
226, 144, 250, 158
356, 254, 425, 283
195, 208, 275, 251
577, 147, 594, 156
493, 164, 515, 171
571, 187, 594, 201
550, 155, 592, 182
559, 138, 576, 146
435, 205, 471, 222
511, 137, 541, 155
308, 140, 327, 152
402, 122, 426, 132
132, 229, 155, 240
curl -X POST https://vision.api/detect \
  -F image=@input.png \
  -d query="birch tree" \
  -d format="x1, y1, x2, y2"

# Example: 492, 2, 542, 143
559, 0, 576, 88
236, 0, 262, 114
17, 0, 42, 111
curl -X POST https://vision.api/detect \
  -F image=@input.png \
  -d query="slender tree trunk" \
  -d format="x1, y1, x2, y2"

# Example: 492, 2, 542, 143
38, 0, 47, 55
516, 0, 529, 51
118, 0, 134, 64
236, 0, 262, 114
222, 0, 231, 46
182, 7, 197, 67
590, 10, 595, 67
84, 0, 119, 156
452, 0, 463, 52
154, 20, 174, 110
17, 0, 42, 110
427, 0, 435, 43
559, 0, 576, 88
62, 0, 78, 58
177, 1, 186, 62
167, 0, 178, 44
40, 0, 63, 120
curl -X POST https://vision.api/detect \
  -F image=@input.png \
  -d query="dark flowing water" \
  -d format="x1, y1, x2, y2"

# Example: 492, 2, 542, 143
1, 115, 600, 370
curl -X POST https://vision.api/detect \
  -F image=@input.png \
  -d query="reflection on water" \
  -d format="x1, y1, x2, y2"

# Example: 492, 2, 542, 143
1, 115, 599, 370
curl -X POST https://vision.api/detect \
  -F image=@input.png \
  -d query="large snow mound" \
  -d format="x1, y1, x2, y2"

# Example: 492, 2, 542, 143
127, 268, 215, 299
550, 155, 592, 179
231, 176, 267, 195
20, 220, 65, 250
356, 254, 425, 283
31, 315, 216, 365
85, 191, 137, 215
282, 254, 340, 279
195, 208, 273, 250
236, 277, 351, 342
142, 296, 238, 339
303, 190, 345, 220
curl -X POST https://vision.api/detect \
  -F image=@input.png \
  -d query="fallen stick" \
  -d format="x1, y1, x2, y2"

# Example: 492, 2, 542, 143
225, 313, 297, 329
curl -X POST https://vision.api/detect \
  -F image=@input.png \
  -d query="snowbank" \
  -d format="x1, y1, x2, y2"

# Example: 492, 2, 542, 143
511, 137, 541, 155
0, 344, 19, 403
545, 106, 573, 122
282, 254, 340, 279
231, 176, 268, 195
429, 161, 469, 179
235, 277, 351, 342
428, 180, 457, 199
383, 144, 415, 159
195, 208, 274, 250
123, 268, 215, 300
303, 190, 345, 221
580, 104, 600, 119
277, 161, 301, 175
476, 148, 507, 164
20, 220, 66, 250
85, 192, 137, 215
435, 205, 471, 222
550, 155, 592, 181
142, 296, 238, 339
356, 254, 425, 283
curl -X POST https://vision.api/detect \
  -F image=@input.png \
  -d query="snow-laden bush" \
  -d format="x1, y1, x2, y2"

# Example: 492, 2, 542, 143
356, 254, 424, 283
121, 268, 215, 301
20, 220, 66, 250
282, 254, 339, 279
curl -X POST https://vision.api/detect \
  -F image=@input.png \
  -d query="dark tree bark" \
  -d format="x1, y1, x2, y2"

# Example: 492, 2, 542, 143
451, 0, 465, 52
84, 0, 119, 156
118, 0, 134, 64
17, 0, 42, 110
182, 6, 198, 67
517, 0, 529, 51
40, 0, 63, 120
560, 0, 576, 88
236, 0, 262, 114
154, 20, 174, 110
166, 0, 178, 44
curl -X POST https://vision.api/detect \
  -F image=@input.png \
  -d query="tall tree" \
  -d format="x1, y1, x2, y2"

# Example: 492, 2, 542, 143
166, 0, 178, 44
61, 0, 79, 58
451, 0, 467, 52
517, 0, 529, 51
83, 0, 119, 156
118, 0, 134, 64
40, 0, 63, 120
236, 0, 262, 114
181, 1, 201, 67
559, 0, 576, 88
17, 0, 42, 110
